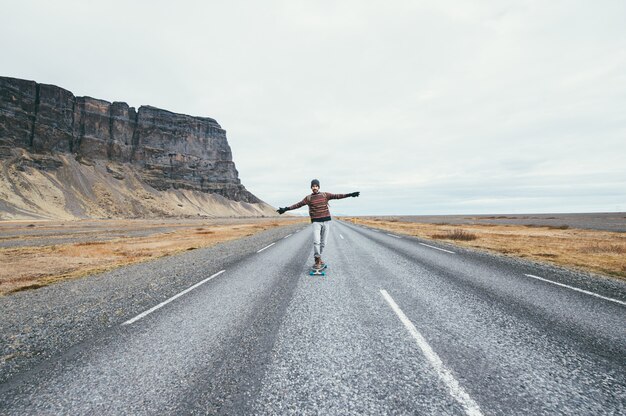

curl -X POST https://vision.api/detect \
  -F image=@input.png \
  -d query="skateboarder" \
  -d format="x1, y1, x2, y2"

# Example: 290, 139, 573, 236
277, 179, 360, 270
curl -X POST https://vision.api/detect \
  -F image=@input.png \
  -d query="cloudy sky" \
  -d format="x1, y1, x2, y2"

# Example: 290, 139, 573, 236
2, 0, 625, 215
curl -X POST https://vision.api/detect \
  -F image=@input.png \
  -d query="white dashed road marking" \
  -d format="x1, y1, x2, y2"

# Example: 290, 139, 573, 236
419, 243, 455, 254
257, 243, 276, 253
381, 289, 483, 416
123, 270, 226, 325
525, 274, 626, 306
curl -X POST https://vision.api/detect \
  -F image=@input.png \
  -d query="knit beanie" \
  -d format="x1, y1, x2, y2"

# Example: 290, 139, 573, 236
311, 179, 320, 187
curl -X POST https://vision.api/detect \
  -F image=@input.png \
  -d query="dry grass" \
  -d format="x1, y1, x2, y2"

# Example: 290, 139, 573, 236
195, 230, 215, 235
579, 243, 626, 254
548, 225, 570, 230
431, 229, 478, 241
0, 218, 306, 295
343, 217, 626, 280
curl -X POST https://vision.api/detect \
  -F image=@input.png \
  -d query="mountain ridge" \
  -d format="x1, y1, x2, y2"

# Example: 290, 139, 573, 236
0, 76, 275, 220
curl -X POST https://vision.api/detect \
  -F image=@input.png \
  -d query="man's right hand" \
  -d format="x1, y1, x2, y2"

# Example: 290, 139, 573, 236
277, 207, 288, 214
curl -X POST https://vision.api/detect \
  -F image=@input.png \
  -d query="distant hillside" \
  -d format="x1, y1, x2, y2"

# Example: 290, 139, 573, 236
0, 76, 275, 220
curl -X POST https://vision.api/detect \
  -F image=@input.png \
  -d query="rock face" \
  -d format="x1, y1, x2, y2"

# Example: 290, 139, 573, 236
0, 76, 259, 203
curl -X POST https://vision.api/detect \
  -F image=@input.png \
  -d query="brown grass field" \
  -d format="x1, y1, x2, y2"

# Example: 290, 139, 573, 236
0, 218, 305, 295
2, 215, 624, 295
343, 218, 626, 280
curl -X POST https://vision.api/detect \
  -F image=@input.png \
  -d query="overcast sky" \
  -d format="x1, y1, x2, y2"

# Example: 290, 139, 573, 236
2, 0, 625, 215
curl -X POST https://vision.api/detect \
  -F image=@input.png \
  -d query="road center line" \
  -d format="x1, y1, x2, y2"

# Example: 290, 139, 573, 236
257, 242, 276, 253
123, 270, 226, 326
380, 290, 484, 416
283, 234, 293, 239
524, 274, 626, 306
387, 233, 402, 239
340, 234, 344, 239
419, 243, 455, 254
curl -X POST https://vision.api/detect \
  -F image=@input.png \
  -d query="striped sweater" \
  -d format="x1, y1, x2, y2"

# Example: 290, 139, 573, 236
288, 192, 349, 222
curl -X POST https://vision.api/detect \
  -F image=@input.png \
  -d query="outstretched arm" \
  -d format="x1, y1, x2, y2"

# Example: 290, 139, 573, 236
326, 192, 360, 200
277, 197, 308, 214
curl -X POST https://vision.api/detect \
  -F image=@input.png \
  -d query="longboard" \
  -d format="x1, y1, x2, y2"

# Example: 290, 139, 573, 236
309, 263, 328, 276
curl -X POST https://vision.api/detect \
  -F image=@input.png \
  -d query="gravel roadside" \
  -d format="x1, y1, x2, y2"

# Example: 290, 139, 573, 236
0, 222, 306, 383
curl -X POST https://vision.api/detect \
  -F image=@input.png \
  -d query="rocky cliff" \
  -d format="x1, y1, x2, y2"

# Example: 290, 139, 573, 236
0, 76, 274, 220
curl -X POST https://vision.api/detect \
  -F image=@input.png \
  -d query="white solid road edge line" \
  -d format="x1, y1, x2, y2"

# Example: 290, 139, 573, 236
525, 274, 626, 306
123, 270, 226, 326
419, 242, 455, 254
257, 242, 276, 253
380, 290, 484, 416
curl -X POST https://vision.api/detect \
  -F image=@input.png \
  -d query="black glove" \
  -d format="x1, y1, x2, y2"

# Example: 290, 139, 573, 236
277, 207, 288, 214
349, 192, 360, 197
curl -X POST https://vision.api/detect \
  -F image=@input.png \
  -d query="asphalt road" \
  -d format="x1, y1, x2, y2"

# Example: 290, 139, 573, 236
1, 220, 625, 415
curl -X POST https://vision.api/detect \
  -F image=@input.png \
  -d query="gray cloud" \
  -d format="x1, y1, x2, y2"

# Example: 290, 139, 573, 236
2, 0, 624, 215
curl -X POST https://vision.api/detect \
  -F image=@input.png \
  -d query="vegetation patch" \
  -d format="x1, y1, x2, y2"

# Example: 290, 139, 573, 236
431, 229, 478, 241
579, 243, 625, 254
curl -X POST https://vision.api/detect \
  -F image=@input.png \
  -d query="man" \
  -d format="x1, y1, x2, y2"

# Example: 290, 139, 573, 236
277, 179, 360, 269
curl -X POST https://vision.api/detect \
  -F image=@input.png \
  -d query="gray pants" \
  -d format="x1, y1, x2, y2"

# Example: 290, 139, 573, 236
312, 221, 330, 258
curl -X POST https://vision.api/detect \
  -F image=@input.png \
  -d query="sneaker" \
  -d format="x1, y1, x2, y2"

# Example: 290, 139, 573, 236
313, 257, 322, 269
